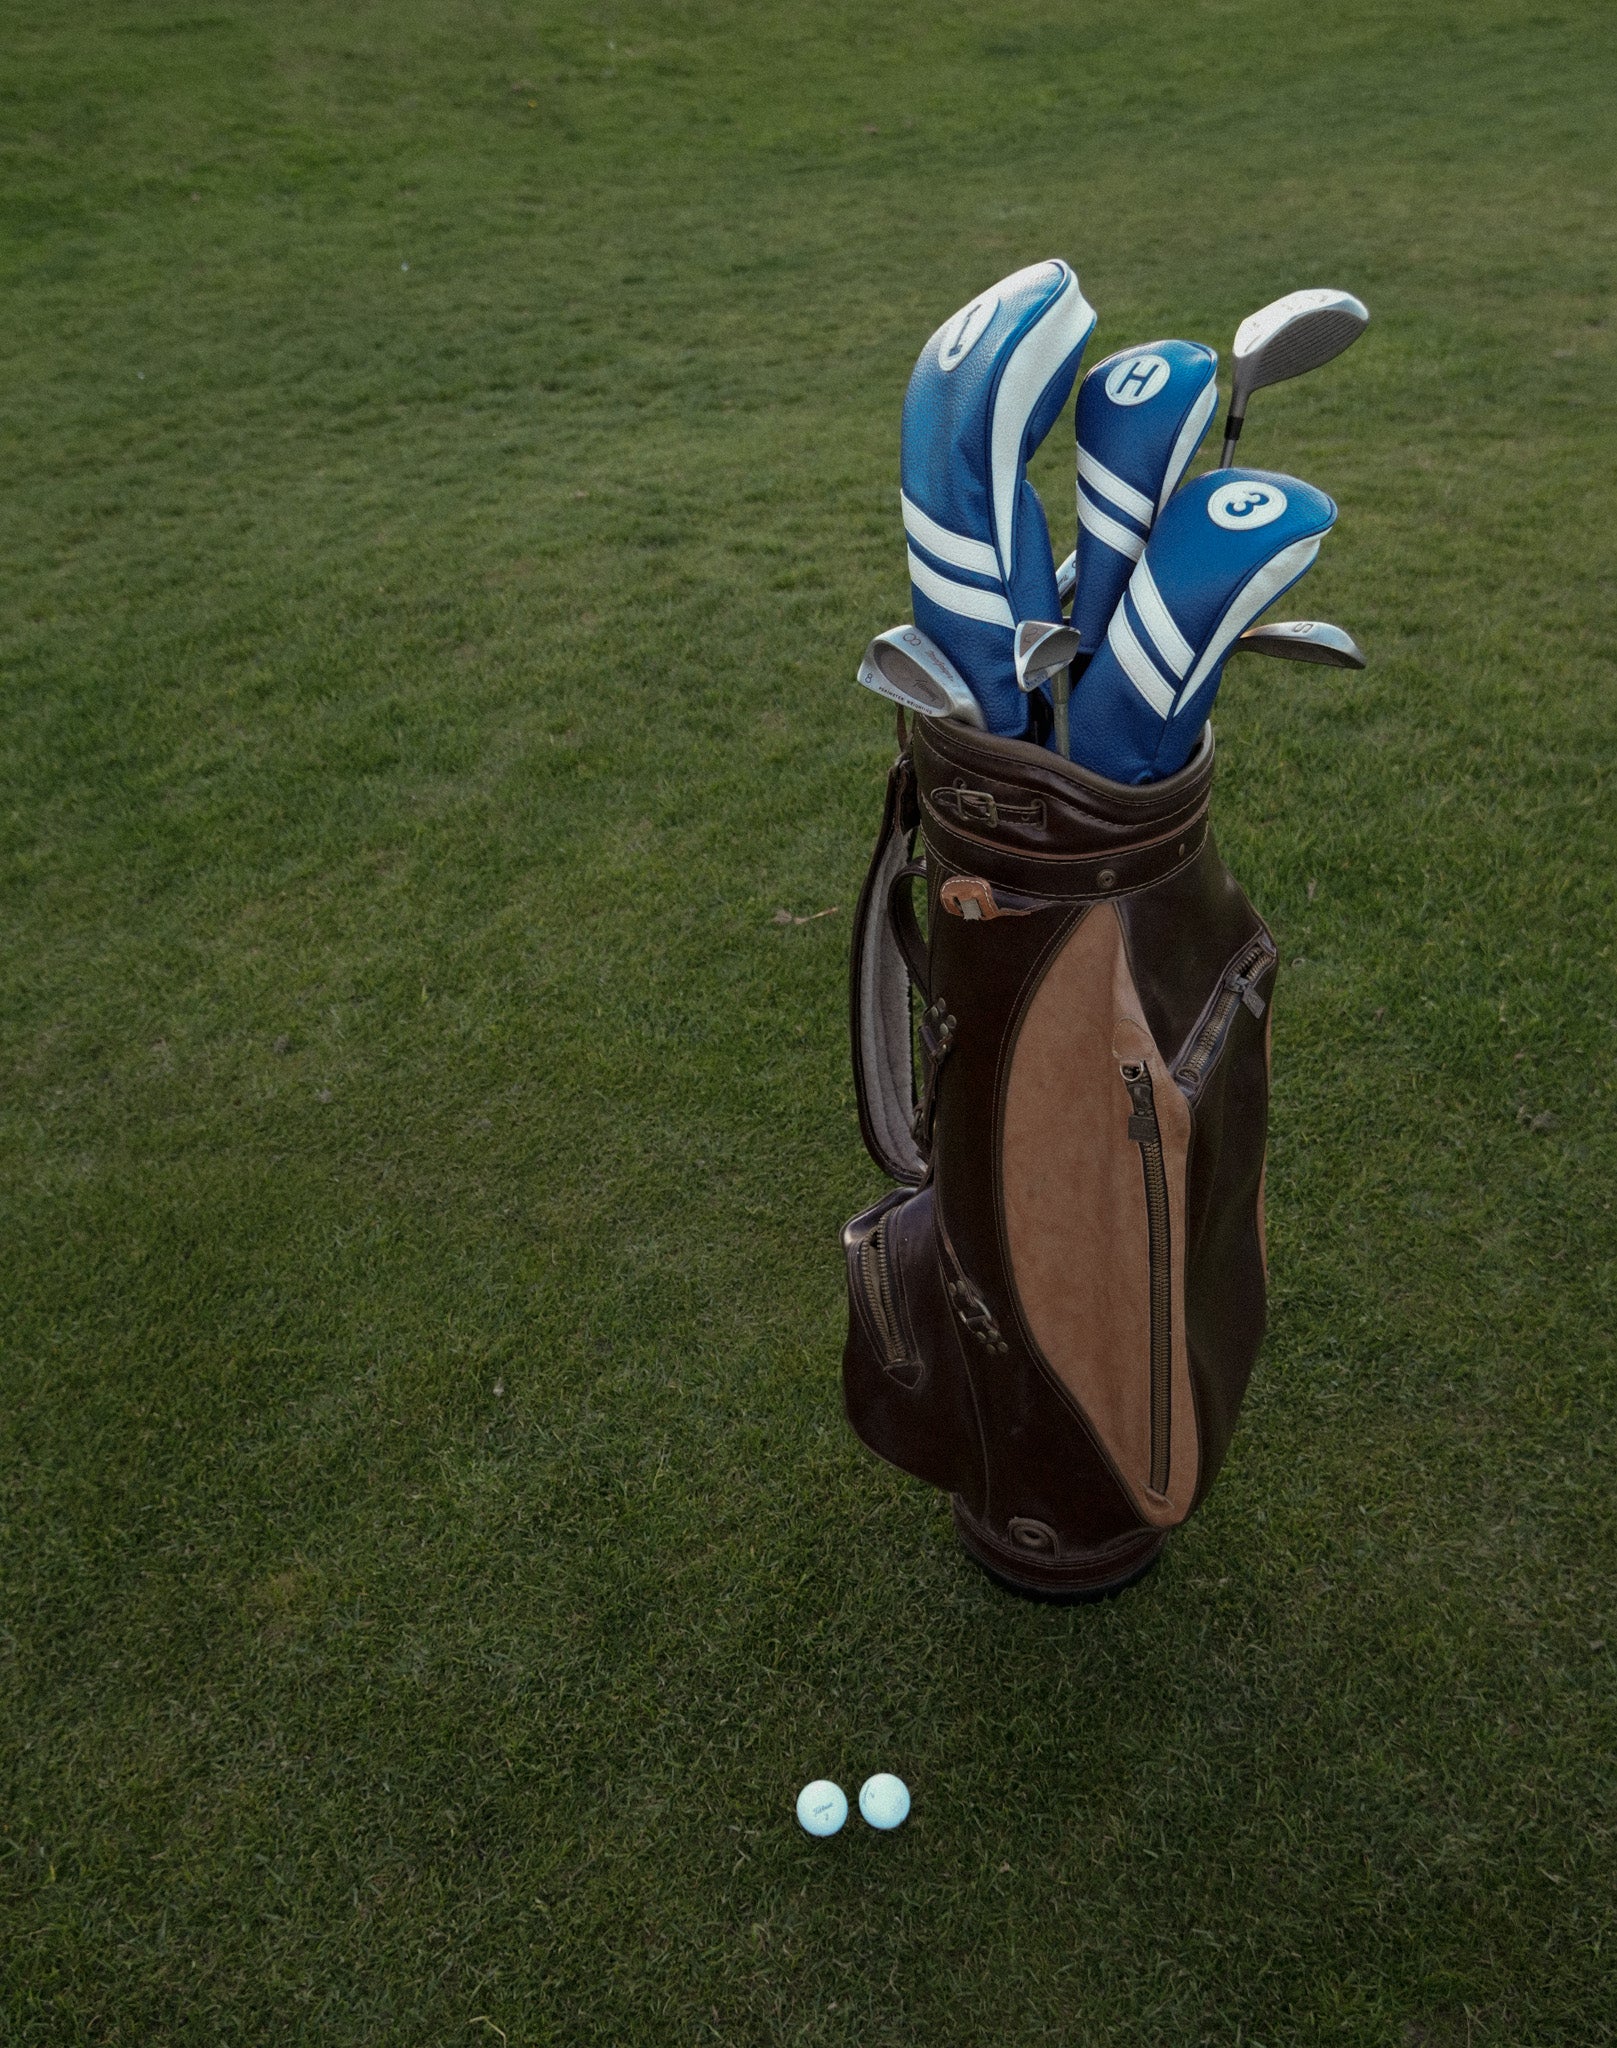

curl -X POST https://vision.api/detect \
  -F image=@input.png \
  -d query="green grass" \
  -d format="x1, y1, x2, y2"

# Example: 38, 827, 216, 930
2, 1, 1614, 2039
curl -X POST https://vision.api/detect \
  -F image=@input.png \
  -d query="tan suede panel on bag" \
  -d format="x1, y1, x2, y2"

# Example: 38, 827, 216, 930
1000, 902, 1199, 1527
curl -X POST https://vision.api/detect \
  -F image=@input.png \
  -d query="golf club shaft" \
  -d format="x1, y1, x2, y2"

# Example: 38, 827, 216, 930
1218, 412, 1242, 467
1053, 671, 1071, 760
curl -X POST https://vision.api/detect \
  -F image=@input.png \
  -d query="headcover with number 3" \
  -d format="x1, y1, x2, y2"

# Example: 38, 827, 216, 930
1069, 469, 1337, 784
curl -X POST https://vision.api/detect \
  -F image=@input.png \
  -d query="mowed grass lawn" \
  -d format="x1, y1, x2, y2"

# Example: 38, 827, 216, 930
3, 2, 1614, 2040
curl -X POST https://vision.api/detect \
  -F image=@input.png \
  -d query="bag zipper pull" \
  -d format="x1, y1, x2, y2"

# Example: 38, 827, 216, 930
1121, 1060, 1158, 1140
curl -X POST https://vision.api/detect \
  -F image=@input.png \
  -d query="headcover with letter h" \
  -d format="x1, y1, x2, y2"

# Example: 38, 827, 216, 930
1069, 469, 1337, 784
900, 260, 1097, 736
1071, 339, 1219, 655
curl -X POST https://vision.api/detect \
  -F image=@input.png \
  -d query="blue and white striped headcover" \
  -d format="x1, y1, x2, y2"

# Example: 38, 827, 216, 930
1071, 339, 1219, 654
900, 260, 1097, 736
1069, 469, 1337, 784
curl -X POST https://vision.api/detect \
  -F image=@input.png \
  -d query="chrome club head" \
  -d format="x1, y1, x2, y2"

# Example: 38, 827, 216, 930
1234, 619, 1367, 669
1014, 618, 1081, 760
1013, 619, 1082, 691
856, 625, 985, 727
1219, 288, 1368, 463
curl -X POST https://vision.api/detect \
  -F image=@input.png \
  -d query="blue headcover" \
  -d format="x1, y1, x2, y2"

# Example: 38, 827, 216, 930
900, 260, 1097, 736
1071, 339, 1219, 655
1069, 470, 1337, 784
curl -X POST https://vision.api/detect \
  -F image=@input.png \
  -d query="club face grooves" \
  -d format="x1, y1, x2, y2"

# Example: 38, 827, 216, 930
877, 645, 955, 713
1241, 308, 1368, 395
1232, 292, 1369, 410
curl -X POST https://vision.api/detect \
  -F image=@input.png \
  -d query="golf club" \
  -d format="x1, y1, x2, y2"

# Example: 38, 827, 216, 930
857, 625, 986, 727
1218, 288, 1368, 466
1233, 619, 1366, 668
1055, 550, 1076, 606
1015, 618, 1081, 759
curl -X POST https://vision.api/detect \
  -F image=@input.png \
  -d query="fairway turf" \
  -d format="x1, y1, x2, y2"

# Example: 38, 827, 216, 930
2, 2, 1615, 2041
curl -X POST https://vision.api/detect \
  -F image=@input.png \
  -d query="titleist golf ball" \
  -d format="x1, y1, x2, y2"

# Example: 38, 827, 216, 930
795, 1780, 848, 1837
858, 1773, 910, 1830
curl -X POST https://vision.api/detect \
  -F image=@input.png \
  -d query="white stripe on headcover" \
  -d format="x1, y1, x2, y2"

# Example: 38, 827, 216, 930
1076, 485, 1146, 563
990, 267, 1096, 578
900, 491, 1002, 584
907, 547, 1015, 630
1130, 558, 1195, 679
1179, 536, 1322, 703
1107, 605, 1176, 718
1076, 448, 1154, 528
1157, 380, 1219, 511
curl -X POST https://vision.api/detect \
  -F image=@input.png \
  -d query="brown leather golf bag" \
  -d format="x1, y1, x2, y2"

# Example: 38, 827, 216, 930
842, 712, 1277, 1599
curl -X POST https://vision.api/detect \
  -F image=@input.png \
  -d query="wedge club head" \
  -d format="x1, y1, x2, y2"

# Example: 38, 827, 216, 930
1014, 619, 1081, 759
1219, 288, 1368, 464
856, 625, 985, 728
1234, 619, 1366, 669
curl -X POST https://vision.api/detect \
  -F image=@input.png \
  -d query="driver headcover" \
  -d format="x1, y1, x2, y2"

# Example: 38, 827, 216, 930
900, 260, 1097, 737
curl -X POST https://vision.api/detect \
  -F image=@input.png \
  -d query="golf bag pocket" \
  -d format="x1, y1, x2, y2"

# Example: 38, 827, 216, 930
998, 900, 1200, 1526
842, 712, 1275, 1598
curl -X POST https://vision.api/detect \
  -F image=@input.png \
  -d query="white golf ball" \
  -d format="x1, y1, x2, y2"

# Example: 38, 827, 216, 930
858, 1773, 911, 1830
796, 1779, 848, 1837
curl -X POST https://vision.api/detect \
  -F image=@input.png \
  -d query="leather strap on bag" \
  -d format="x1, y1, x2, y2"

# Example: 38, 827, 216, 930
887, 861, 930, 995
849, 735, 927, 1186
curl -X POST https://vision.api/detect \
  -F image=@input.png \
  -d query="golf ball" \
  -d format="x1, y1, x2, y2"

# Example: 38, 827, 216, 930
858, 1773, 911, 1831
796, 1779, 848, 1837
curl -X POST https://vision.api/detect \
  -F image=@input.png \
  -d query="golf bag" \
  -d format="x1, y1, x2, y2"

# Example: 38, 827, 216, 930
842, 712, 1276, 1599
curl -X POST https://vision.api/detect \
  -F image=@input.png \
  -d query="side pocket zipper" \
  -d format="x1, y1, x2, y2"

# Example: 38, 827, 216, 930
1174, 938, 1276, 1095
856, 1213, 922, 1386
1120, 1061, 1172, 1496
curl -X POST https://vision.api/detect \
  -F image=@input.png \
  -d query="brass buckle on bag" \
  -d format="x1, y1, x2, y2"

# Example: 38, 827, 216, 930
933, 782, 1046, 832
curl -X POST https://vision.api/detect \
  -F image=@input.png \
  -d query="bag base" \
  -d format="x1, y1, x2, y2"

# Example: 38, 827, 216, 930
950, 1496, 1165, 1603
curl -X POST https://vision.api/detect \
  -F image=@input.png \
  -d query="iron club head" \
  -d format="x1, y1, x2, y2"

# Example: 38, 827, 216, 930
1219, 288, 1368, 463
1234, 619, 1367, 669
1014, 619, 1081, 760
1013, 619, 1082, 691
856, 625, 985, 727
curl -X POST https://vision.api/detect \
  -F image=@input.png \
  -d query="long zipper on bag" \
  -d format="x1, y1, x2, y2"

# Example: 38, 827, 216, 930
1174, 937, 1276, 1095
1120, 1060, 1172, 1495
856, 1213, 921, 1383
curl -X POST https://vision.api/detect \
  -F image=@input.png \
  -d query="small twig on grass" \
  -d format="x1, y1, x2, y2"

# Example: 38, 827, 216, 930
771, 906, 839, 926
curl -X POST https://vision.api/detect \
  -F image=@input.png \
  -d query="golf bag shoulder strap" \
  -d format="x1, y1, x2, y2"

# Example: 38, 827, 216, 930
849, 739, 927, 1186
